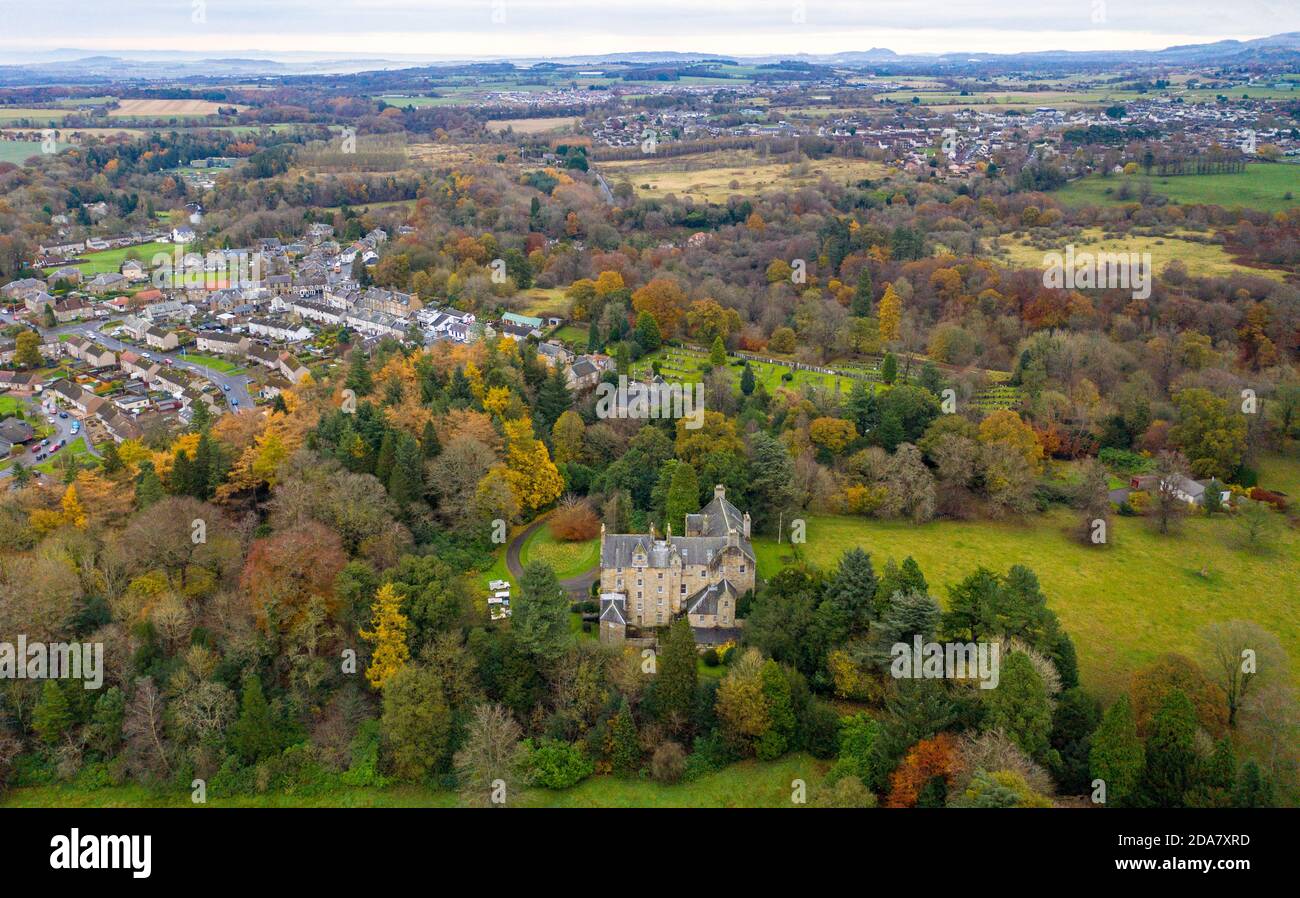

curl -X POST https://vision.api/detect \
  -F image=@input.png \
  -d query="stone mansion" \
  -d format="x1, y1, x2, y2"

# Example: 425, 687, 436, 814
598, 485, 755, 645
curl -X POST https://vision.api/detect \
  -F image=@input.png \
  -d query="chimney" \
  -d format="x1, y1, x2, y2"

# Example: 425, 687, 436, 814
666, 522, 672, 539
742, 512, 751, 540
727, 527, 738, 548
600, 521, 606, 549
649, 521, 656, 540
714, 483, 725, 501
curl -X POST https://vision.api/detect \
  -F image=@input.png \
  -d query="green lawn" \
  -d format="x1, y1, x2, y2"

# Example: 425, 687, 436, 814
631, 346, 891, 397
0, 395, 25, 416
34, 436, 95, 474
520, 525, 599, 580
1052, 163, 1300, 213
43, 241, 174, 277
0, 141, 70, 164
754, 504, 1300, 699
180, 353, 245, 374
1, 753, 828, 808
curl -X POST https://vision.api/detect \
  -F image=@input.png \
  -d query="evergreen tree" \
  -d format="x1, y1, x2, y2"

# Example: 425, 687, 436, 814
709, 335, 727, 368
100, 440, 123, 475
448, 367, 473, 407
844, 379, 879, 436
851, 265, 874, 317
818, 547, 878, 643
870, 590, 941, 663
1141, 689, 1198, 807
1232, 760, 1274, 808
747, 432, 796, 534
984, 652, 1053, 760
656, 617, 698, 735
587, 317, 601, 353
881, 351, 898, 385
876, 409, 904, 451
740, 363, 756, 396
345, 350, 373, 396
633, 310, 661, 353
756, 661, 796, 761
229, 675, 281, 764
134, 460, 164, 508
374, 430, 396, 485
664, 461, 700, 530
420, 419, 441, 458
513, 561, 571, 661
1089, 694, 1145, 806
534, 364, 572, 437
271, 393, 289, 414
189, 397, 211, 433
388, 432, 423, 506
609, 701, 641, 775
32, 681, 73, 745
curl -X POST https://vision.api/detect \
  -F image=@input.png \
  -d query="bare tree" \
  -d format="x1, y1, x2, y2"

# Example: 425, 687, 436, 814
1201, 620, 1287, 728
1151, 450, 1190, 535
123, 677, 171, 780
454, 703, 525, 808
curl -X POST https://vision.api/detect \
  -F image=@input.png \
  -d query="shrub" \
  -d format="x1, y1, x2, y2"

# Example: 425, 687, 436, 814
1248, 487, 1287, 511
549, 495, 601, 541
650, 741, 687, 784
1099, 447, 1152, 474
702, 648, 720, 667
524, 738, 595, 789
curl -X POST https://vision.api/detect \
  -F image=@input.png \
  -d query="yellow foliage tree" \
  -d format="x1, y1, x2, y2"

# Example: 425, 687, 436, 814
878, 283, 902, 343
61, 484, 87, 530
978, 409, 1044, 473
503, 417, 564, 514
360, 583, 410, 690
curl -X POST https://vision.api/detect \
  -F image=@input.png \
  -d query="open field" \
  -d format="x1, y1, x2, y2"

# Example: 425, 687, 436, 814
0, 753, 827, 808
43, 241, 173, 277
753, 491, 1300, 700
600, 151, 891, 202
991, 226, 1289, 282
0, 141, 68, 164
0, 108, 68, 125
629, 345, 895, 396
1052, 164, 1300, 213
180, 353, 245, 375
493, 116, 581, 134
516, 287, 570, 318
108, 99, 235, 118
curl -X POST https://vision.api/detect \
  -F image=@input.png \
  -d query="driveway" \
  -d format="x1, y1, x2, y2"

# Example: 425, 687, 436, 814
506, 517, 600, 598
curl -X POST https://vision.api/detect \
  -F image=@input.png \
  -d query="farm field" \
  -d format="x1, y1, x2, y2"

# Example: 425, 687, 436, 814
1052, 164, 1300, 213
0, 753, 827, 808
991, 226, 1288, 282
0, 108, 69, 125
108, 98, 236, 117
600, 151, 890, 202
753, 495, 1300, 700
493, 116, 580, 134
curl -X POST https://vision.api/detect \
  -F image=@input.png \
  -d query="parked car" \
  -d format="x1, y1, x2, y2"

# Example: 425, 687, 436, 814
222, 384, 230, 391
39, 438, 49, 447
58, 411, 68, 419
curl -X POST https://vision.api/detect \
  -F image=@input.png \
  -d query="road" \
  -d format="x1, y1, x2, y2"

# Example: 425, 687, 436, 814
0, 311, 256, 478
505, 517, 600, 599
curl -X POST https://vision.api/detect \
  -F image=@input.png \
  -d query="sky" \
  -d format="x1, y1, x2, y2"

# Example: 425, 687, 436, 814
0, 0, 1296, 59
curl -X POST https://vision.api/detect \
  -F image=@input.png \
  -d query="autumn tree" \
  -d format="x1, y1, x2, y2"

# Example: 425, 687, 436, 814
360, 583, 410, 690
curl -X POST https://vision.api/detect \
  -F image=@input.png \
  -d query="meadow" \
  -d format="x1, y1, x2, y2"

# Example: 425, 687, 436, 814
753, 491, 1300, 700
0, 753, 827, 808
43, 241, 174, 277
991, 226, 1288, 282
1052, 164, 1300, 213
600, 151, 890, 203
0, 141, 69, 164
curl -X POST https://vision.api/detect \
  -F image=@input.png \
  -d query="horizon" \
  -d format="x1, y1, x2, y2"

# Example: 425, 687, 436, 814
0, 0, 1296, 60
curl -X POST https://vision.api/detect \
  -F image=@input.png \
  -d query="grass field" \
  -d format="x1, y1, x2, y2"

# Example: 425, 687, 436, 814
521, 526, 599, 580
753, 497, 1300, 699
108, 99, 236, 118
0, 753, 827, 808
43, 241, 174, 277
601, 151, 890, 202
516, 287, 570, 318
34, 437, 94, 474
992, 227, 1288, 282
630, 346, 888, 396
180, 353, 245, 374
0, 108, 68, 125
1052, 164, 1300, 214
493, 116, 580, 135
0, 141, 69, 164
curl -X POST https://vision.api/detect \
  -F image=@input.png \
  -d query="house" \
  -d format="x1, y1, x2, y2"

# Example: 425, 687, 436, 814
48, 266, 83, 285
195, 332, 250, 356
51, 296, 91, 323
359, 286, 420, 318
120, 260, 148, 282
0, 370, 42, 395
567, 357, 600, 391
1129, 474, 1230, 507
247, 318, 312, 343
65, 337, 116, 368
145, 327, 180, 351
1, 278, 47, 300
0, 417, 35, 454
86, 272, 128, 295
597, 484, 753, 645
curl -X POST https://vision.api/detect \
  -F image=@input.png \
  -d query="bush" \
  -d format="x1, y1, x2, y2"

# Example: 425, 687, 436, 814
1248, 487, 1287, 511
650, 741, 687, 784
549, 496, 601, 541
702, 648, 720, 667
1099, 447, 1152, 474
524, 738, 594, 790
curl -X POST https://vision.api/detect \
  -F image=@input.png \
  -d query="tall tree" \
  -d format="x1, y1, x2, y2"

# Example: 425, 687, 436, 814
512, 561, 571, 661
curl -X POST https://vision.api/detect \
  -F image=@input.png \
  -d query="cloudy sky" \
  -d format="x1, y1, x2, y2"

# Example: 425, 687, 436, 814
0, 0, 1295, 59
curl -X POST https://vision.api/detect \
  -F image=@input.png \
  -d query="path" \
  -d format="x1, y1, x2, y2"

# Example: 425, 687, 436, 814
505, 517, 599, 598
